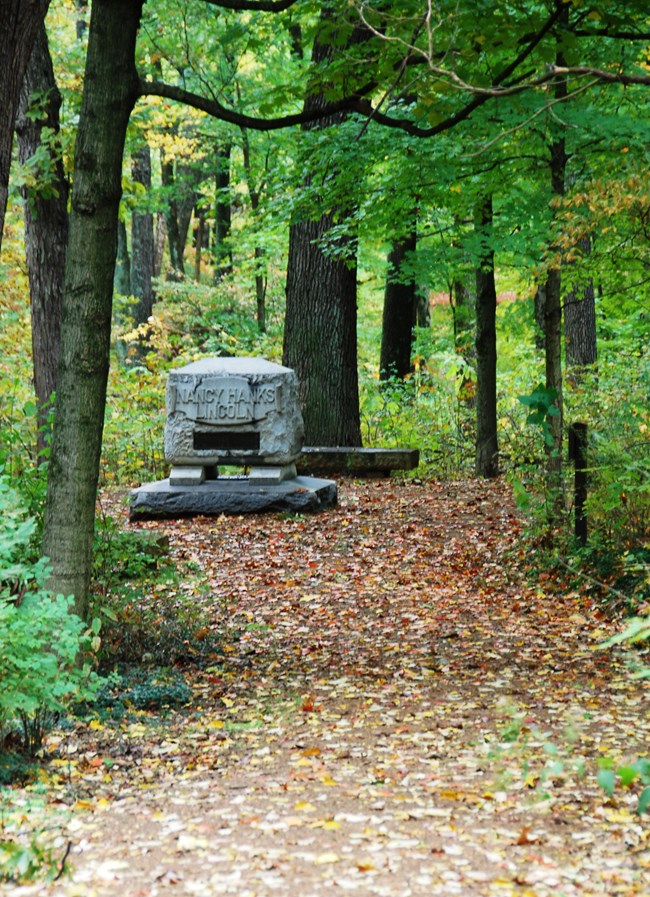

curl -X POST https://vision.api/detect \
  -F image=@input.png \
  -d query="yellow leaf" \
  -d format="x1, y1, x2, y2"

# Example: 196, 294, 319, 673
89, 719, 104, 730
295, 801, 316, 812
314, 852, 340, 865
605, 809, 634, 823
311, 818, 341, 830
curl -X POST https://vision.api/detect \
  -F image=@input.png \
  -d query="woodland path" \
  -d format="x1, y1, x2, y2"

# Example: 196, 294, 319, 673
10, 478, 650, 896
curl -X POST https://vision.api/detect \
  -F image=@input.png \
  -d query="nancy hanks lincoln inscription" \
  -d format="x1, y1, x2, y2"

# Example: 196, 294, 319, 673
169, 378, 280, 424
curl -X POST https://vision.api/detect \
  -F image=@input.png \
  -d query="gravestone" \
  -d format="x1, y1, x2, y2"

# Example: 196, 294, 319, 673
130, 357, 336, 518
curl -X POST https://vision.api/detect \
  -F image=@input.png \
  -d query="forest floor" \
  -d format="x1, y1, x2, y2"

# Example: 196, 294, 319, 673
6, 478, 650, 896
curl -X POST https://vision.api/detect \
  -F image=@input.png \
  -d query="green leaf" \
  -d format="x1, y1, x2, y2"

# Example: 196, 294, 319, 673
597, 767, 617, 797
637, 786, 650, 815
617, 765, 638, 788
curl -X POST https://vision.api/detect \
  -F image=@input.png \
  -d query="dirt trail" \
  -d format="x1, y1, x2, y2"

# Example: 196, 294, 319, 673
10, 479, 650, 896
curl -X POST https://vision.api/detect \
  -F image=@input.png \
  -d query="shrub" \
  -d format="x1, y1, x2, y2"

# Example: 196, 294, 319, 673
0, 476, 102, 755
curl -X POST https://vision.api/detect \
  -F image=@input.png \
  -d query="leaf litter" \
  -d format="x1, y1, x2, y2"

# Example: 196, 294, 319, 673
5, 478, 650, 896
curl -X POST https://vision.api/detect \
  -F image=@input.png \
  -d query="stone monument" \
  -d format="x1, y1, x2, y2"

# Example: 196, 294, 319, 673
130, 357, 337, 518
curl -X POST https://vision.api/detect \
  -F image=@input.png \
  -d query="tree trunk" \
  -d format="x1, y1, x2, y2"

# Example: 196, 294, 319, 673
161, 154, 185, 276
283, 7, 365, 446
176, 162, 196, 261
194, 207, 205, 282
42, 0, 143, 619
544, 265, 563, 479
451, 278, 474, 359
474, 196, 499, 478
285, 213, 360, 444
564, 235, 597, 378
416, 293, 430, 328
153, 212, 166, 278
544, 18, 568, 491
379, 229, 417, 380
255, 245, 267, 333
15, 21, 68, 456
213, 142, 233, 282
0, 0, 50, 253
130, 143, 155, 323
114, 217, 131, 295
240, 127, 267, 330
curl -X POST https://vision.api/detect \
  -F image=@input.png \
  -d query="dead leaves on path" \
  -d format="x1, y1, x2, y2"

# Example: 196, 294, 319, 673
7, 478, 650, 895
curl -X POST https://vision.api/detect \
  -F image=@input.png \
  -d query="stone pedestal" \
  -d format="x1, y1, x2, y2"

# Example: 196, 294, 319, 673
129, 356, 336, 518
165, 357, 303, 474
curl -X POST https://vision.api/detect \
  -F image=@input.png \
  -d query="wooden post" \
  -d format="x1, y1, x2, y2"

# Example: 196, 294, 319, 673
568, 422, 588, 545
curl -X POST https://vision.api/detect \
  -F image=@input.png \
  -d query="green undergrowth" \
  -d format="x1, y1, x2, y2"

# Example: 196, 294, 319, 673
85, 666, 193, 722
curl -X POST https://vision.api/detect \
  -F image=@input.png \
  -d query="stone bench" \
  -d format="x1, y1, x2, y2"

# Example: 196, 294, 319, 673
297, 447, 419, 476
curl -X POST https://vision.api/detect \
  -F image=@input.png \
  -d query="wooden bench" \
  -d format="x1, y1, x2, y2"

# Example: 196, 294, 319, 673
297, 447, 419, 476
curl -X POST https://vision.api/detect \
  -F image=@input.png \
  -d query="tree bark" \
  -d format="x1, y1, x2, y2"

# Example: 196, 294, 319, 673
213, 142, 233, 282
194, 207, 205, 282
255, 245, 267, 332
285, 212, 361, 444
240, 127, 267, 330
0, 0, 50, 253
15, 21, 68, 456
176, 162, 197, 261
474, 196, 499, 478
544, 13, 568, 490
161, 153, 185, 276
42, 0, 143, 619
283, 7, 364, 446
534, 283, 546, 350
544, 264, 563, 478
130, 143, 155, 323
114, 217, 131, 295
379, 229, 417, 380
564, 235, 597, 378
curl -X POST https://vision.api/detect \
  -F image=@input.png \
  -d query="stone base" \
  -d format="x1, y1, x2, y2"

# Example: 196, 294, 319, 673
129, 475, 337, 520
169, 465, 205, 486
248, 463, 297, 485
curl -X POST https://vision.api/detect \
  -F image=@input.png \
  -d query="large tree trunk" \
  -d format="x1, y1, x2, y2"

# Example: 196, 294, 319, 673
284, 214, 361, 444
283, 8, 364, 446
42, 0, 143, 619
130, 143, 155, 324
0, 0, 50, 253
474, 196, 499, 478
379, 228, 417, 380
15, 21, 68, 456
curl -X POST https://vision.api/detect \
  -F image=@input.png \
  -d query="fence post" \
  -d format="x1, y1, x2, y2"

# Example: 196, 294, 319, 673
568, 422, 588, 545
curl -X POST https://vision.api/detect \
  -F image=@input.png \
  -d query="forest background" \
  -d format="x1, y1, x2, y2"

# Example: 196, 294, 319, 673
0, 0, 649, 797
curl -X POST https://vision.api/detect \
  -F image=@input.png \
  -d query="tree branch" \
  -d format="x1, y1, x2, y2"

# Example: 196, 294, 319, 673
138, 77, 374, 129
550, 65, 650, 87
